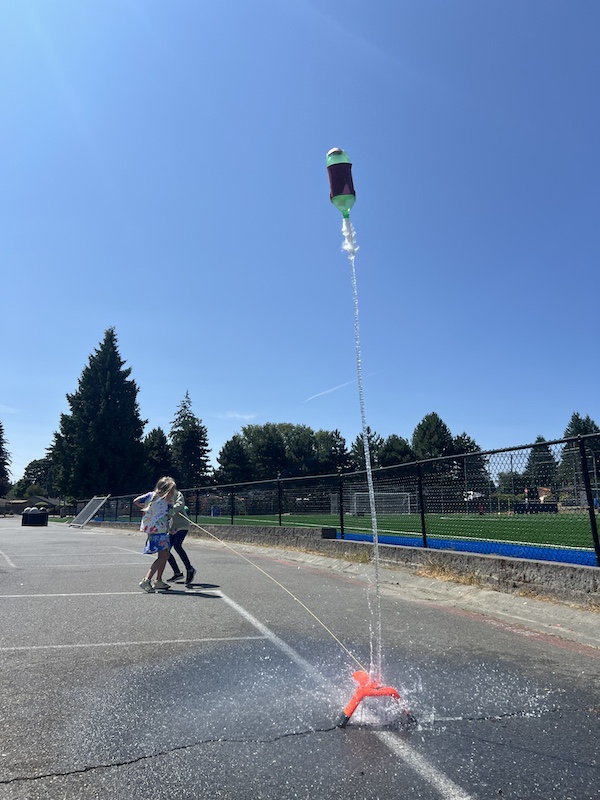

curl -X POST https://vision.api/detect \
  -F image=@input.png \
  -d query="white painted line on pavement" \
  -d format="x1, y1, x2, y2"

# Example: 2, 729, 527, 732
220, 592, 328, 684
375, 731, 476, 800
0, 591, 195, 598
222, 592, 476, 800
0, 549, 17, 568
0, 635, 266, 652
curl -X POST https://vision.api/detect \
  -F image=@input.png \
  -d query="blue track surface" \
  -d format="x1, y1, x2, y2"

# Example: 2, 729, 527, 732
338, 531, 599, 567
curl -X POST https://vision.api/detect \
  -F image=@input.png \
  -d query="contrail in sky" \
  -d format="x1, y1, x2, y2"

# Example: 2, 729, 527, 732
303, 380, 356, 403
304, 372, 378, 403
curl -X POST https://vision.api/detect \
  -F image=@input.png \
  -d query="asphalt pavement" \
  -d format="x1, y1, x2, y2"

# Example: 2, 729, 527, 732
0, 519, 598, 799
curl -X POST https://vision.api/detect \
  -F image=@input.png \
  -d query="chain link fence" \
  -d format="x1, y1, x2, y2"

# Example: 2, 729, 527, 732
82, 434, 600, 568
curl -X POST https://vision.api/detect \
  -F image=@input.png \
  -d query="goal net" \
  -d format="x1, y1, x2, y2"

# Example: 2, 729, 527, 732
351, 492, 411, 516
69, 496, 110, 528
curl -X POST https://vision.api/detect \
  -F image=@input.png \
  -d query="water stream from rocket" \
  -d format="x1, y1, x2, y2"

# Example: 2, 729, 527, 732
342, 217, 383, 681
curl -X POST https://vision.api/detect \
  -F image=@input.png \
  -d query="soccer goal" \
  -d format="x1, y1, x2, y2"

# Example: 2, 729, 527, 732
69, 496, 111, 528
351, 491, 411, 516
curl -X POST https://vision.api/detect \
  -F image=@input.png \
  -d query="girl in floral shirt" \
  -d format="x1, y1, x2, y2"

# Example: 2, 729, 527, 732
135, 476, 176, 592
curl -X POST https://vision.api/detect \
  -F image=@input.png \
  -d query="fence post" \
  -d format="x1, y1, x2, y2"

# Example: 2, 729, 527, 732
417, 463, 428, 548
195, 490, 199, 523
578, 437, 600, 567
277, 473, 282, 526
230, 487, 235, 525
338, 468, 345, 539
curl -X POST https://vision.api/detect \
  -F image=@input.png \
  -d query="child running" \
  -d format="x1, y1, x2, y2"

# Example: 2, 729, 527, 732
135, 476, 177, 593
166, 490, 196, 585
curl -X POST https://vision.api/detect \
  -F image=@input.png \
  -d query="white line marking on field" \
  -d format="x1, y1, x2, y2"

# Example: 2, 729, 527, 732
0, 549, 17, 568
0, 635, 266, 652
222, 592, 476, 800
375, 731, 476, 800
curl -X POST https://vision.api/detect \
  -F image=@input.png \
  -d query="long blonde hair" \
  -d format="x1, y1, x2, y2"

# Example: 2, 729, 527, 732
153, 476, 176, 502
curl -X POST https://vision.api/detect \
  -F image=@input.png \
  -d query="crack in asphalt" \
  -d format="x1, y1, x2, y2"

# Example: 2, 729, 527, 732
0, 724, 341, 785
0, 706, 570, 786
427, 705, 562, 728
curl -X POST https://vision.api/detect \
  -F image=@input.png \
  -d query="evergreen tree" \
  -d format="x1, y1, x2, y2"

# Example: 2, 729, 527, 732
216, 425, 350, 482
559, 412, 600, 502
314, 429, 350, 474
215, 434, 253, 484
496, 470, 526, 497
452, 432, 491, 497
523, 436, 558, 499
0, 421, 11, 496
51, 328, 146, 497
563, 412, 600, 439
379, 435, 414, 467
169, 391, 211, 488
411, 413, 454, 460
142, 427, 174, 484
349, 427, 384, 471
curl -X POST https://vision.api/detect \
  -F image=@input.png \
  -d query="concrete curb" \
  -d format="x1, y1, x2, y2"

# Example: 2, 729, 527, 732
94, 521, 599, 610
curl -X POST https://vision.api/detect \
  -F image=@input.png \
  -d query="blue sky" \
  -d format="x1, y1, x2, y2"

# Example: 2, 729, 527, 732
1, 0, 599, 482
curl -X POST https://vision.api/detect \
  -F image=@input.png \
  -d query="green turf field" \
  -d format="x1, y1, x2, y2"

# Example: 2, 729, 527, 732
186, 511, 597, 550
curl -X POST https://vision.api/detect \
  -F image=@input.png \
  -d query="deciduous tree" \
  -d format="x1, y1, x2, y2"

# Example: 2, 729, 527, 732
9, 456, 55, 499
314, 429, 350, 474
215, 434, 253, 484
241, 423, 288, 480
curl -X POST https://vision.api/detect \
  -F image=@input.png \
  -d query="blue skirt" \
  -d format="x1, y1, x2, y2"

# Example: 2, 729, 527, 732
143, 533, 170, 554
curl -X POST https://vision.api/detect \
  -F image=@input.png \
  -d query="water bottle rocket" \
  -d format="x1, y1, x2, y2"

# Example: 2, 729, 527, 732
326, 148, 356, 219
327, 149, 416, 729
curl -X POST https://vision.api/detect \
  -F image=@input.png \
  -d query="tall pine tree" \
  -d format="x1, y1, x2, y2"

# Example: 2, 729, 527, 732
0, 421, 11, 496
558, 412, 600, 499
51, 328, 146, 497
349, 427, 384, 471
142, 427, 174, 484
523, 436, 558, 499
412, 413, 454, 460
169, 392, 211, 488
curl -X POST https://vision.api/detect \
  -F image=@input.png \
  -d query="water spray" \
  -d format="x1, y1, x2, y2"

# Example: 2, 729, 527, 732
327, 148, 414, 727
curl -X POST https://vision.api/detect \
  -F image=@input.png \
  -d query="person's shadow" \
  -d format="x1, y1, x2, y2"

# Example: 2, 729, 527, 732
157, 581, 221, 598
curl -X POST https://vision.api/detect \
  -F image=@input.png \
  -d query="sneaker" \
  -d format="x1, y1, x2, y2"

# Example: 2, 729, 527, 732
153, 579, 171, 590
167, 572, 184, 582
139, 579, 155, 593
185, 567, 197, 585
